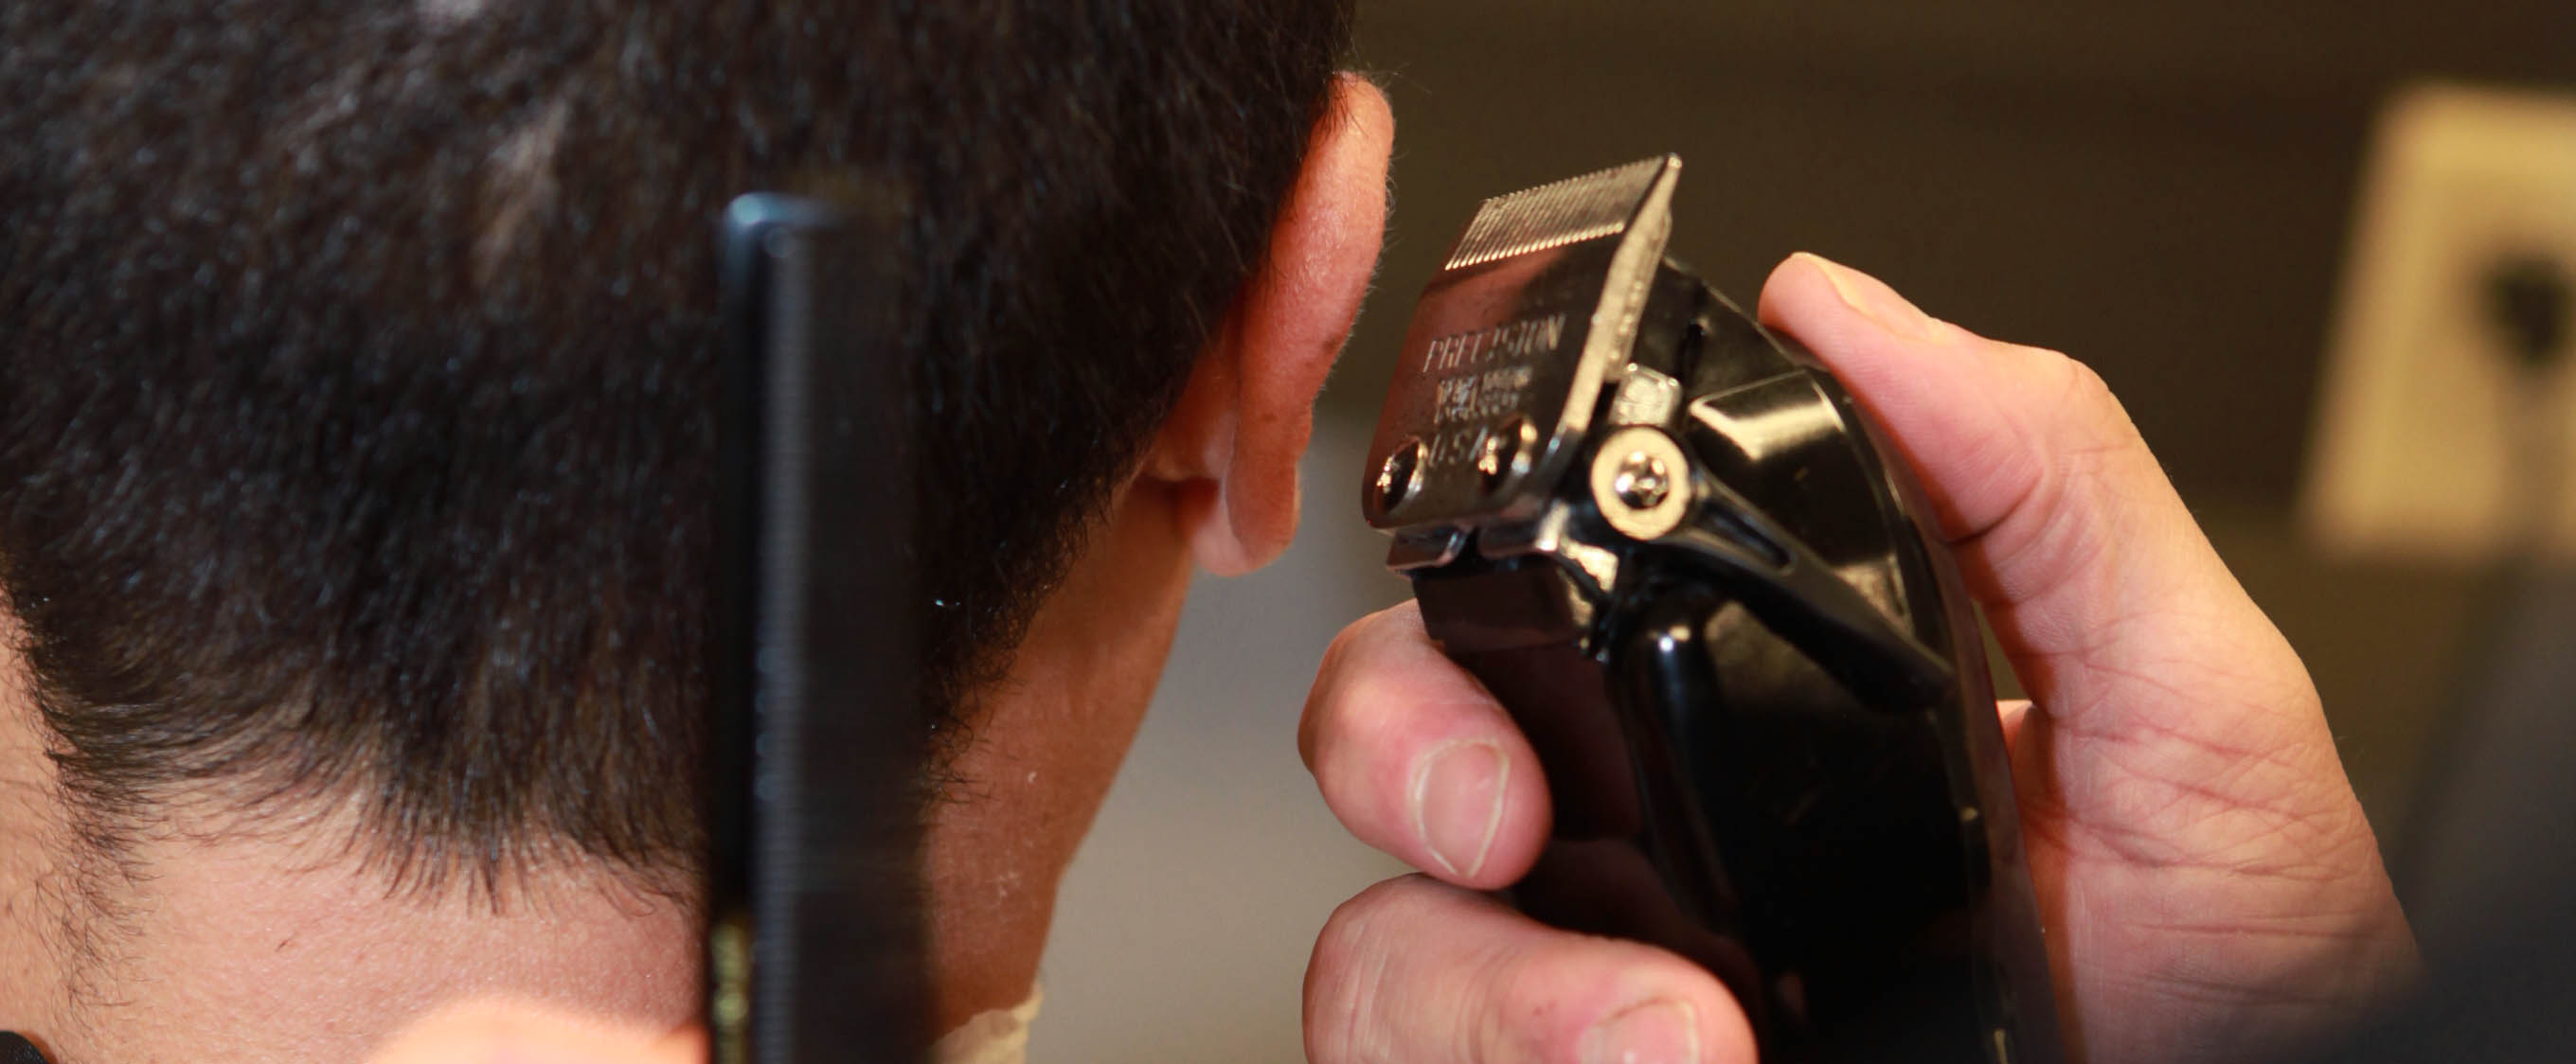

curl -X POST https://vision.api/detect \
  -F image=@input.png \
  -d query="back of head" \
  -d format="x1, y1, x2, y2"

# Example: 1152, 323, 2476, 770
0, 0, 1350, 900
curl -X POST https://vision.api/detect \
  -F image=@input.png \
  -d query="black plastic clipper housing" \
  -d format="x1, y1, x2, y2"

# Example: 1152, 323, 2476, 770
1363, 157, 2066, 1064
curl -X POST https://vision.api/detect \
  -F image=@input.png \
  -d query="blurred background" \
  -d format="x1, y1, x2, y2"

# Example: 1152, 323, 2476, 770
1038, 2, 2576, 1058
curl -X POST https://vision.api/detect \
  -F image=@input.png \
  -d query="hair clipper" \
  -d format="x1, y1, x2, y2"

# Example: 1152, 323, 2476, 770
1360, 156, 2066, 1064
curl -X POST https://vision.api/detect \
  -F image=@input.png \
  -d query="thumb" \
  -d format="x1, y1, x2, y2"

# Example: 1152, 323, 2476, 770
1754, 253, 2334, 807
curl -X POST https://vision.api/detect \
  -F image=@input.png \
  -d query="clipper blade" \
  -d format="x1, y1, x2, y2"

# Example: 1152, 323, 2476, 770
1365, 154, 1684, 551
1445, 155, 1678, 271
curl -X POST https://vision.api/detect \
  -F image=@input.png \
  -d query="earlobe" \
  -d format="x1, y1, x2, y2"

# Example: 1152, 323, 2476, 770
1149, 75, 1395, 576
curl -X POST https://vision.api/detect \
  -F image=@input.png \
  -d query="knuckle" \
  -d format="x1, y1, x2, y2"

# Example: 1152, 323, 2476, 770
1310, 879, 1386, 970
1492, 942, 1743, 1064
1989, 345, 2146, 505
1316, 613, 1373, 678
2027, 347, 2135, 445
1310, 614, 1403, 721
1301, 613, 1392, 766
1481, 950, 1586, 1062
1296, 685, 1330, 770
1305, 878, 1424, 1064
2059, 356, 2125, 425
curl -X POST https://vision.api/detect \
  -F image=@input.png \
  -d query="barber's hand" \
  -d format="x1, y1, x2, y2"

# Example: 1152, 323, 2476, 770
1298, 253, 2420, 1064
367, 1003, 698, 1064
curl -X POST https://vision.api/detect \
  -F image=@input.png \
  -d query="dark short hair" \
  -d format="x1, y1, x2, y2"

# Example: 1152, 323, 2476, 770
0, 0, 1351, 893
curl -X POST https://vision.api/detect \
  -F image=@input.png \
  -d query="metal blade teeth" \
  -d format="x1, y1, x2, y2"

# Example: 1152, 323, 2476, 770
1442, 155, 1677, 271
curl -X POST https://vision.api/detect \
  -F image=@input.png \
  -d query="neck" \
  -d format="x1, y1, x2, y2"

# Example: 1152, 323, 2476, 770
918, 477, 1197, 1032
0, 722, 697, 1064
0, 477, 1205, 1057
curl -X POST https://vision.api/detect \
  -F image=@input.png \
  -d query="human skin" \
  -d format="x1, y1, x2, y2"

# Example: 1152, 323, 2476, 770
0, 78, 1392, 1064
196, 112, 2411, 1064
1295, 254, 2422, 1064
367, 255, 2418, 1064
364, 261, 2415, 1064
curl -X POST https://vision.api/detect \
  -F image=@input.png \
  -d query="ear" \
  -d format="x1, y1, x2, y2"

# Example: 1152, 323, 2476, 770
1143, 75, 1394, 576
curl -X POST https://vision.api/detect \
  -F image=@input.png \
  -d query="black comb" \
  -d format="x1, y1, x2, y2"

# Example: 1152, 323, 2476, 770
707, 193, 927, 1064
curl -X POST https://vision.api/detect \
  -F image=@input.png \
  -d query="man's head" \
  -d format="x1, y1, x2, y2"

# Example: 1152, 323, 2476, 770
0, 2, 1389, 1059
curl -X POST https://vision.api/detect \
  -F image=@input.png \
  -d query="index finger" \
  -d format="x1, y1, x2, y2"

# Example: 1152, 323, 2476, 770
1300, 602, 1553, 890
1757, 254, 2324, 741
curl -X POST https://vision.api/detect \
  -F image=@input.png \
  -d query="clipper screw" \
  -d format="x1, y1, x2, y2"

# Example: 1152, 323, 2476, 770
1589, 426, 1689, 541
1378, 438, 1425, 511
1476, 416, 1531, 495
1612, 451, 1671, 510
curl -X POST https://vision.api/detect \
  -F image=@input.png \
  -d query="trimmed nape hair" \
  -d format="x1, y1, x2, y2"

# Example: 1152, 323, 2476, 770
0, 0, 1351, 894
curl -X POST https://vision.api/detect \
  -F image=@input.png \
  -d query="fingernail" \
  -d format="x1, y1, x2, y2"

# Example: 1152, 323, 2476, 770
1583, 1000, 1702, 1064
1800, 252, 1938, 342
1410, 738, 1508, 879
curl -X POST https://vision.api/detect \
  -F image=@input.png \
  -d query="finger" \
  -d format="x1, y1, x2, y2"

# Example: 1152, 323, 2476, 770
367, 1002, 701, 1064
1305, 876, 1755, 1064
1755, 255, 2322, 746
1300, 603, 1551, 889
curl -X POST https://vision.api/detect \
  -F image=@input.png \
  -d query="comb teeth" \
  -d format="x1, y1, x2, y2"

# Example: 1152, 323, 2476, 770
1442, 155, 1678, 270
